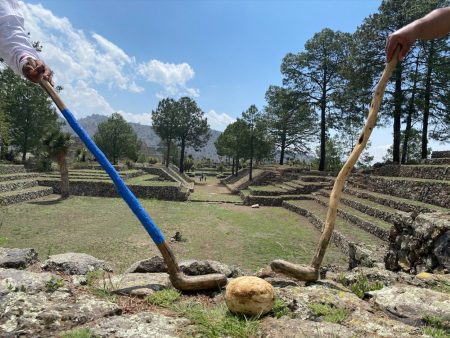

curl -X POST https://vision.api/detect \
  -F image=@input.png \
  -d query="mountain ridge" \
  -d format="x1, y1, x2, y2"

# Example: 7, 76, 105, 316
61, 114, 221, 160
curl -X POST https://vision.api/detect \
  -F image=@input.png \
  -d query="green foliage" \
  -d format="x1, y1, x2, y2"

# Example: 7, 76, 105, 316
339, 273, 384, 299
431, 281, 450, 295
93, 113, 141, 164
422, 315, 450, 338
86, 270, 117, 303
45, 276, 64, 292
264, 85, 317, 165
145, 289, 181, 307
309, 303, 348, 324
272, 298, 290, 318
383, 128, 431, 162
61, 328, 94, 338
173, 301, 259, 338
0, 67, 60, 161
148, 157, 158, 164
311, 137, 344, 172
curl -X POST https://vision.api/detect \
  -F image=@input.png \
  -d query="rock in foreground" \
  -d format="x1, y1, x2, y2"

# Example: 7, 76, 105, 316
42, 252, 113, 275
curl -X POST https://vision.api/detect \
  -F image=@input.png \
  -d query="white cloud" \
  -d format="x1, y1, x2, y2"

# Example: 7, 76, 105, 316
17, 1, 199, 123
118, 111, 151, 125
368, 143, 390, 163
138, 59, 199, 98
205, 110, 235, 131
138, 60, 194, 85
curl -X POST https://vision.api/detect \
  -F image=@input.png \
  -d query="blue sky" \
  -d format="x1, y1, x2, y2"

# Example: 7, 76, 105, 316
20, 0, 448, 161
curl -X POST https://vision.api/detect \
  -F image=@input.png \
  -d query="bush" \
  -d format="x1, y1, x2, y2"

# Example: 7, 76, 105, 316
24, 155, 53, 172
148, 157, 158, 165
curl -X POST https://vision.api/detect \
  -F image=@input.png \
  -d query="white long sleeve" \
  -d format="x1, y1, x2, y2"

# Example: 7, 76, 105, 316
0, 0, 41, 76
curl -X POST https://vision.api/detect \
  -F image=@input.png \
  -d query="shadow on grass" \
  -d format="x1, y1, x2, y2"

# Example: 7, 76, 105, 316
28, 195, 66, 205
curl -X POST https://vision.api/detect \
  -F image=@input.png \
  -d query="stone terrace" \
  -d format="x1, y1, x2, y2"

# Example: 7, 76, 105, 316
0, 164, 53, 205
234, 152, 450, 269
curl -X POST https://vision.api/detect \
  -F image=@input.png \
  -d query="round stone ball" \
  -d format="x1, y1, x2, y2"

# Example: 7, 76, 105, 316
225, 276, 275, 316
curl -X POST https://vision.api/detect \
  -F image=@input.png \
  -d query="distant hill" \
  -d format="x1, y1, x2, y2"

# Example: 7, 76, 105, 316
61, 114, 221, 160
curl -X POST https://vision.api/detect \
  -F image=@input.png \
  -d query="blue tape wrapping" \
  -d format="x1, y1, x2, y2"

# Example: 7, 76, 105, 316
61, 108, 165, 245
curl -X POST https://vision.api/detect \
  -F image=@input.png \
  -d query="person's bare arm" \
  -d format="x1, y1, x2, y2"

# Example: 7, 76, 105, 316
386, 7, 450, 62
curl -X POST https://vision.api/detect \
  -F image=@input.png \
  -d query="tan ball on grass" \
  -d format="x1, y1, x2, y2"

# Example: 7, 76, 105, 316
225, 276, 275, 316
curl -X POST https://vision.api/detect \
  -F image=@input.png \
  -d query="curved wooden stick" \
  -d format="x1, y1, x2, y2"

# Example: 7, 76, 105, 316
311, 49, 400, 270
272, 49, 399, 281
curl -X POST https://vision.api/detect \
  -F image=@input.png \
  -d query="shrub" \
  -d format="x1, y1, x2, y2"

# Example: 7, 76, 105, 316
146, 289, 181, 307
61, 328, 94, 338
308, 303, 348, 324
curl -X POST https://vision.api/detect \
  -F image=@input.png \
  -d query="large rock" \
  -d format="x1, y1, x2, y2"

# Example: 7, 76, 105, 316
0, 268, 57, 295
102, 273, 172, 297
0, 248, 38, 269
225, 276, 275, 316
89, 312, 190, 338
0, 291, 120, 336
125, 256, 167, 273
42, 253, 113, 275
344, 308, 426, 337
369, 285, 450, 322
179, 259, 239, 278
386, 212, 450, 273
258, 317, 354, 338
275, 283, 370, 320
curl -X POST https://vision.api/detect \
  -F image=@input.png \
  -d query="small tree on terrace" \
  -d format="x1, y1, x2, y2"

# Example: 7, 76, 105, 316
42, 130, 72, 199
94, 113, 141, 164
175, 97, 210, 173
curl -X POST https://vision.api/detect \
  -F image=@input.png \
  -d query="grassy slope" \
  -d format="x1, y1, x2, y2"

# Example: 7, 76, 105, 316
0, 197, 347, 273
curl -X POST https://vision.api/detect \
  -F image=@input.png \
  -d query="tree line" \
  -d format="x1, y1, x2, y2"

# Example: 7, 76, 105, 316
213, 0, 450, 175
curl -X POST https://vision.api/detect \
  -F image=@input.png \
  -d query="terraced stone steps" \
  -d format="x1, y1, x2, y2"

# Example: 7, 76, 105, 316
0, 186, 54, 205
376, 164, 450, 180
311, 193, 391, 240
282, 199, 386, 261
344, 187, 448, 214
0, 164, 27, 174
0, 172, 39, 182
240, 189, 312, 206
352, 175, 450, 208
317, 189, 403, 226
0, 179, 39, 193
225, 169, 273, 193
421, 157, 450, 165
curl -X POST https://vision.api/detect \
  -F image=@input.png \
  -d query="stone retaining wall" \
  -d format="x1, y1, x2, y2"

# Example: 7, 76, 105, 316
38, 180, 188, 201
344, 188, 437, 214
375, 164, 450, 180
385, 212, 450, 274
141, 167, 176, 182
282, 201, 351, 256
431, 150, 450, 159
311, 195, 390, 241
352, 175, 450, 208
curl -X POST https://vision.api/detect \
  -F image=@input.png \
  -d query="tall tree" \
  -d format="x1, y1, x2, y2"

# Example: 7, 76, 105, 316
264, 85, 317, 165
42, 130, 72, 198
0, 68, 59, 161
94, 113, 141, 164
175, 97, 210, 173
0, 107, 9, 158
242, 105, 262, 181
355, 0, 449, 162
151, 98, 179, 167
215, 120, 250, 176
281, 29, 351, 171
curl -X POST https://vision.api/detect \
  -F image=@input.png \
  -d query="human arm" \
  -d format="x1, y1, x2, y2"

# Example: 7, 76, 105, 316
386, 7, 450, 62
0, 1, 53, 84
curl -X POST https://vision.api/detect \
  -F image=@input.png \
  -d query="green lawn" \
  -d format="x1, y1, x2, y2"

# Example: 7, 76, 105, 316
0, 196, 347, 273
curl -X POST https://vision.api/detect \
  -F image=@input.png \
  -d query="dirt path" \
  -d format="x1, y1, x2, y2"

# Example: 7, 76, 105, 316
188, 178, 242, 203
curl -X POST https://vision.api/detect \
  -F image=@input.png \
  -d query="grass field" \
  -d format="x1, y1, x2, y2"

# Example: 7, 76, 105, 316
0, 196, 347, 273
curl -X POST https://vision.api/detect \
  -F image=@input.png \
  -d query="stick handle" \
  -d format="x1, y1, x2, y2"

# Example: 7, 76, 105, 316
39, 79, 166, 245
311, 49, 400, 270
